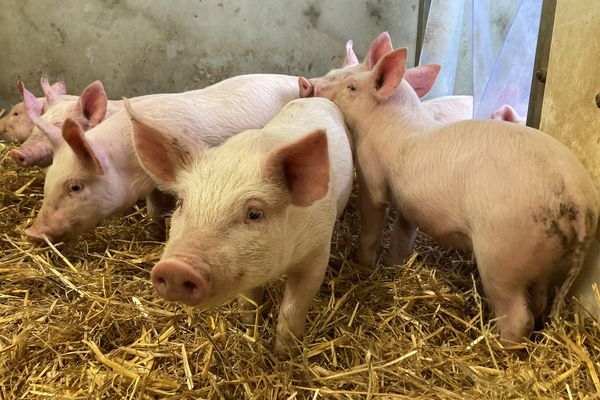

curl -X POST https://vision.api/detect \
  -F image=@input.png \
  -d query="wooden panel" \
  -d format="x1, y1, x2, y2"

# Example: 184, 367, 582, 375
540, 0, 600, 316
540, 0, 600, 182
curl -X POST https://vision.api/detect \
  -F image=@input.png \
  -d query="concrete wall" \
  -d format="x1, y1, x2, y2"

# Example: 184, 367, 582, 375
0, 0, 420, 109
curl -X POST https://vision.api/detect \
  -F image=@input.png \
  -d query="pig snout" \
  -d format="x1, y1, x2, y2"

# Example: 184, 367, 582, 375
151, 259, 209, 306
9, 146, 53, 168
298, 77, 314, 98
10, 148, 34, 167
24, 226, 55, 243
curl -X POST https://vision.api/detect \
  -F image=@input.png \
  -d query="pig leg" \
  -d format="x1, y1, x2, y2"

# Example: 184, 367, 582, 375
388, 215, 417, 265
146, 189, 176, 221
239, 286, 265, 325
477, 263, 535, 345
357, 171, 388, 267
274, 250, 329, 355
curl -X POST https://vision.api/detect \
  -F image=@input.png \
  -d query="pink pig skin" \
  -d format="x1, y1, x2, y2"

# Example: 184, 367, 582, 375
24, 74, 300, 243
492, 104, 526, 125
132, 97, 353, 355
10, 80, 164, 168
309, 46, 599, 345
299, 32, 473, 124
0, 77, 75, 144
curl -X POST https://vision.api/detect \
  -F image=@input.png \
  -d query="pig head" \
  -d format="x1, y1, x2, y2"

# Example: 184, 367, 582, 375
10, 80, 108, 168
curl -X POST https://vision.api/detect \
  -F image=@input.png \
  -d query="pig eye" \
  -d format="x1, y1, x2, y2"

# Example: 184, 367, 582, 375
13, 112, 19, 116
347, 83, 357, 91
68, 183, 83, 193
246, 207, 263, 222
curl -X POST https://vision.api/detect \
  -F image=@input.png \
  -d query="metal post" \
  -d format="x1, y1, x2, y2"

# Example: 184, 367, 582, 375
526, 0, 557, 128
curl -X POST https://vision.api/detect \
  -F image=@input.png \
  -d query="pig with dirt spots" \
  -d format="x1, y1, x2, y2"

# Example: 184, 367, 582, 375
305, 47, 599, 345
0, 77, 73, 143
24, 74, 300, 243
131, 97, 353, 354
11, 80, 166, 168
299, 32, 473, 123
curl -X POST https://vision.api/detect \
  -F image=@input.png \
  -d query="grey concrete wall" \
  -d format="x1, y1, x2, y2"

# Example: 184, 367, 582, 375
0, 0, 419, 109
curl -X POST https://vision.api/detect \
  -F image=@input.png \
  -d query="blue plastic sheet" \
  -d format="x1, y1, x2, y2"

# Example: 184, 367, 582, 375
474, 0, 542, 120
419, 0, 542, 120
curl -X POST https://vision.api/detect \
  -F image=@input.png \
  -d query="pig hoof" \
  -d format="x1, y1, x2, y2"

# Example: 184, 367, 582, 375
151, 259, 208, 306
274, 339, 300, 359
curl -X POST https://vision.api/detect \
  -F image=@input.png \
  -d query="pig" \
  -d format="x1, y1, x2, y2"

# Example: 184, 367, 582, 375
306, 47, 599, 345
492, 104, 527, 125
0, 77, 72, 143
299, 32, 474, 123
130, 97, 353, 354
24, 74, 300, 243
10, 80, 165, 168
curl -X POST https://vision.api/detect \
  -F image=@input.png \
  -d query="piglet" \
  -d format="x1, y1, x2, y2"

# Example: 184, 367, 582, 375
307, 47, 599, 345
24, 74, 300, 243
299, 32, 473, 123
0, 77, 70, 143
130, 97, 353, 354
10, 80, 163, 168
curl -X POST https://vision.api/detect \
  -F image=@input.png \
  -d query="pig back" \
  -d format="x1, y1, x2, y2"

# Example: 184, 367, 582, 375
264, 98, 354, 217
395, 119, 598, 246
115, 74, 300, 149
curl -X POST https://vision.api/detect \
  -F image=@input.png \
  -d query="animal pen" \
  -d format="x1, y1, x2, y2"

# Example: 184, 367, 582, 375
0, 0, 599, 398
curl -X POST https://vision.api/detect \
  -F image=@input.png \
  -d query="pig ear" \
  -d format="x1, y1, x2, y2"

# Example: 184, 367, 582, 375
62, 118, 104, 175
491, 104, 522, 123
264, 129, 329, 207
364, 32, 393, 70
76, 81, 108, 128
298, 77, 314, 98
40, 75, 66, 110
371, 48, 407, 101
18, 81, 64, 149
125, 98, 201, 186
403, 64, 441, 98
342, 40, 359, 67
18, 80, 44, 117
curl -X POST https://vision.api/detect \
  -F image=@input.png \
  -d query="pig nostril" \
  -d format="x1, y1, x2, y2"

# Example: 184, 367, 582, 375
156, 277, 166, 285
183, 281, 197, 291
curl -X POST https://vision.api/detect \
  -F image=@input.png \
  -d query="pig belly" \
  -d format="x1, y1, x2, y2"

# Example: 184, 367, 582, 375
399, 204, 473, 252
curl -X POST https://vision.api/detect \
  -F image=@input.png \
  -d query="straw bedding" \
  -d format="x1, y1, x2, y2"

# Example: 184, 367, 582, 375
0, 142, 599, 399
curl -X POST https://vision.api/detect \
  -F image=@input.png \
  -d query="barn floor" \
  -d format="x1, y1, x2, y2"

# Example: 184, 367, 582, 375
0, 142, 599, 399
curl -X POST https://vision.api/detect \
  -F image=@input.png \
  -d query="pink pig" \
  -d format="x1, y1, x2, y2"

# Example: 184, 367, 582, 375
299, 32, 473, 124
130, 97, 353, 354
11, 80, 165, 168
307, 47, 599, 344
24, 74, 300, 243
0, 77, 73, 143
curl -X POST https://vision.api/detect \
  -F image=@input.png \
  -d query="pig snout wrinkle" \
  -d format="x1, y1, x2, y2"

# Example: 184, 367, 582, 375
151, 260, 208, 306
9, 149, 30, 167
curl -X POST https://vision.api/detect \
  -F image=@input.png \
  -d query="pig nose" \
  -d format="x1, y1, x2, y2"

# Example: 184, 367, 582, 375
24, 227, 54, 243
151, 259, 208, 306
298, 77, 314, 98
9, 149, 30, 167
